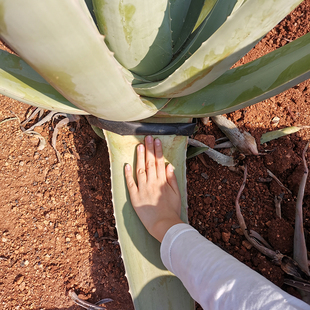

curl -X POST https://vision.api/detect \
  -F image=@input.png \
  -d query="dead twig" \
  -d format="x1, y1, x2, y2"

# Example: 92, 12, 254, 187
69, 291, 113, 310
235, 164, 310, 289
294, 141, 310, 276
188, 138, 236, 167
274, 193, 284, 219
267, 169, 292, 195
212, 115, 259, 155
284, 279, 310, 293
235, 165, 283, 263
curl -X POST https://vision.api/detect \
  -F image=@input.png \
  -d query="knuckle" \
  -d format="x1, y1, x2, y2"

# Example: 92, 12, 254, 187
127, 180, 136, 188
138, 168, 145, 175
146, 160, 155, 169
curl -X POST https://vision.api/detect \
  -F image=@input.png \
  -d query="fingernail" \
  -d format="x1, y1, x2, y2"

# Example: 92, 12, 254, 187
138, 144, 144, 152
168, 164, 174, 172
146, 135, 153, 143
155, 138, 161, 146
125, 164, 131, 171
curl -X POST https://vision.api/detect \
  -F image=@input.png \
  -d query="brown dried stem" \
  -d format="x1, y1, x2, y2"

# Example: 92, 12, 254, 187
235, 165, 283, 264
294, 141, 310, 276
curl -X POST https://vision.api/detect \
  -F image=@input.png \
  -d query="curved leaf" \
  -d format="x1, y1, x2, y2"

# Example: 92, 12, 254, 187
192, 0, 217, 32
105, 131, 194, 310
0, 50, 86, 114
143, 0, 237, 82
156, 31, 310, 117
134, 0, 303, 98
93, 0, 173, 76
260, 126, 305, 144
0, 0, 163, 121
170, 0, 191, 47
172, 0, 205, 54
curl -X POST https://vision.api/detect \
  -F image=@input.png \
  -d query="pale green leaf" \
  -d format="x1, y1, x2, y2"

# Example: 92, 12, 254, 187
93, 0, 173, 76
0, 0, 162, 121
90, 125, 105, 140
260, 126, 304, 144
104, 131, 194, 310
155, 31, 310, 118
134, 0, 303, 98
142, 0, 237, 82
192, 0, 217, 32
0, 50, 87, 114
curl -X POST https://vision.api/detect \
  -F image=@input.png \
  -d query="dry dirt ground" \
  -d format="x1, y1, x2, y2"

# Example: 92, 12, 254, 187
1, 2, 310, 309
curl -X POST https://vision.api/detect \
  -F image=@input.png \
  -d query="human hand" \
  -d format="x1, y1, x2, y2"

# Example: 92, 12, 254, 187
125, 136, 183, 242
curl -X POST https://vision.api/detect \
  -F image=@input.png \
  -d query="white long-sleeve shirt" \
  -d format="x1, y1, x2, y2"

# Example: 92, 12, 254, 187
160, 223, 309, 310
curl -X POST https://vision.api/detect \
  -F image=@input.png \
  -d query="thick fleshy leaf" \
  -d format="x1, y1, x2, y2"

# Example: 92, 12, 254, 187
172, 0, 205, 54
83, 0, 97, 22
156, 31, 310, 117
0, 0, 163, 121
192, 0, 217, 32
0, 50, 86, 114
143, 0, 237, 82
170, 0, 191, 47
134, 0, 303, 98
105, 131, 194, 310
93, 0, 173, 76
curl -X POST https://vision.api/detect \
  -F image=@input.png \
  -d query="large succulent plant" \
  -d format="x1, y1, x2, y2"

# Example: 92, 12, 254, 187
0, 0, 309, 309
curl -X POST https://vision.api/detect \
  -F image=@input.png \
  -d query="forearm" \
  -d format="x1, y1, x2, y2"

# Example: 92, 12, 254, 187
161, 224, 308, 310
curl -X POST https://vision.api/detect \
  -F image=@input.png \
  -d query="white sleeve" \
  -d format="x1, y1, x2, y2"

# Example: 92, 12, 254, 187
160, 223, 309, 310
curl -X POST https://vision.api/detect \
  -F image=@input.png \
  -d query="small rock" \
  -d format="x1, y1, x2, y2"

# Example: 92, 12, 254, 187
201, 173, 209, 180
78, 293, 91, 300
2, 237, 8, 242
33, 126, 43, 133
271, 116, 280, 124
242, 240, 253, 250
19, 282, 26, 291
195, 134, 216, 148
98, 228, 103, 238
221, 232, 231, 243
235, 228, 244, 236
66, 237, 70, 243
15, 275, 24, 285
76, 234, 82, 240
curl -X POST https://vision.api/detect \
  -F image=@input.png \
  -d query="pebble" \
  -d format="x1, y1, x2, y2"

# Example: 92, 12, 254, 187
15, 275, 24, 285
242, 240, 253, 250
19, 282, 26, 291
76, 234, 82, 240
2, 237, 8, 242
271, 116, 280, 124
97, 228, 103, 238
201, 173, 209, 180
33, 126, 43, 133
235, 228, 244, 236
221, 232, 231, 243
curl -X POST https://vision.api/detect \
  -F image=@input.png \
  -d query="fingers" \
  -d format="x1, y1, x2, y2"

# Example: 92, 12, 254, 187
154, 138, 166, 181
166, 164, 180, 195
145, 136, 156, 181
124, 164, 138, 196
136, 144, 147, 185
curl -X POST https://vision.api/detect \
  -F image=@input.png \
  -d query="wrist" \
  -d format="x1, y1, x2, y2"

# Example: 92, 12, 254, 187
152, 217, 184, 242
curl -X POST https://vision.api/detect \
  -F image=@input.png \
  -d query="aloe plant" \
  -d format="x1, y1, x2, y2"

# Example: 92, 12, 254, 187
0, 0, 309, 309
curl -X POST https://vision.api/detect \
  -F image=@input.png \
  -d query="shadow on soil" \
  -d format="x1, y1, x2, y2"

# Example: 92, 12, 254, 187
68, 118, 133, 310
